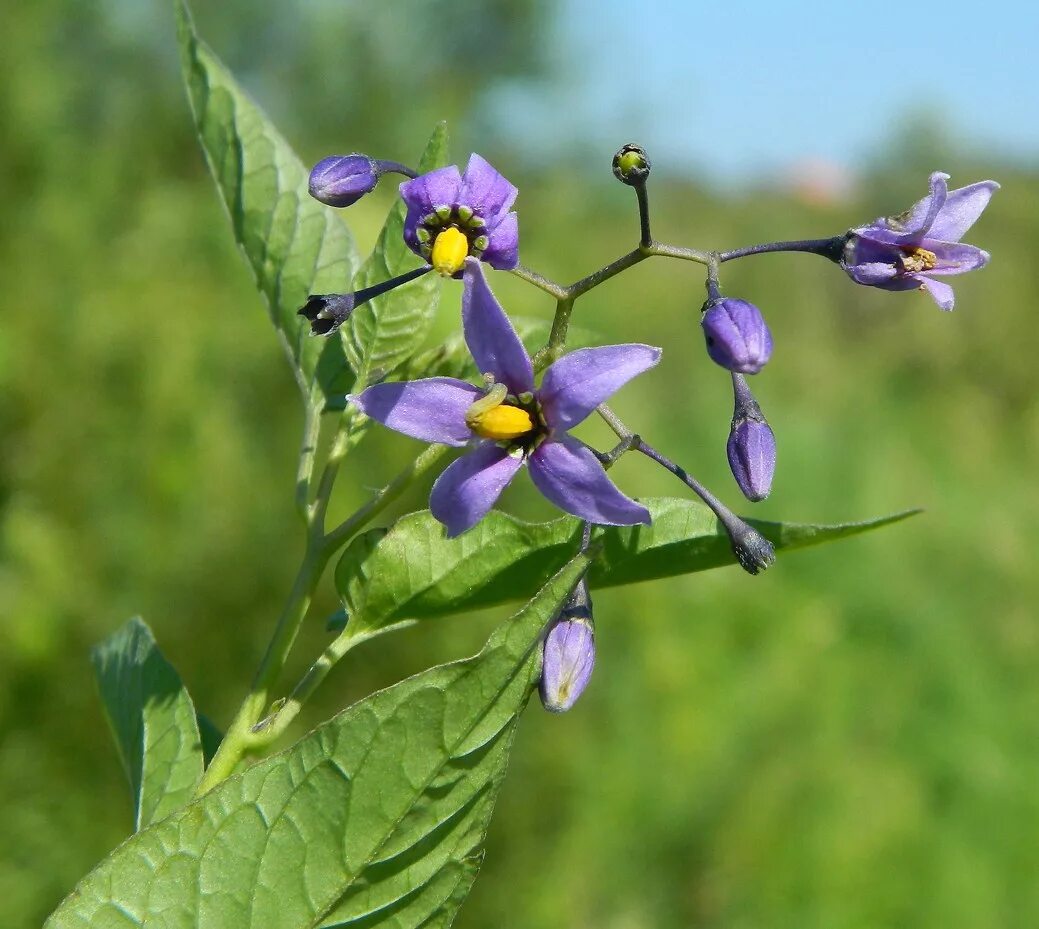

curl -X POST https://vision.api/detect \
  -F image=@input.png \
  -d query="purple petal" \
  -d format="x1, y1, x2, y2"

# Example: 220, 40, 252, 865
429, 443, 524, 537
457, 154, 518, 228
399, 165, 463, 215
351, 377, 480, 446
844, 260, 900, 285
481, 212, 520, 270
539, 344, 662, 431
918, 277, 956, 311
929, 180, 999, 242
926, 240, 991, 275
886, 171, 949, 239
528, 435, 650, 526
461, 259, 534, 393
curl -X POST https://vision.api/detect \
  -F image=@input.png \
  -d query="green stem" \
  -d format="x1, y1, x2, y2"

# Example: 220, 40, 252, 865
294, 398, 322, 520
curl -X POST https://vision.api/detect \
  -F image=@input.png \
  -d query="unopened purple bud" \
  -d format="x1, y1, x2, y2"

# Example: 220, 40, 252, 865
727, 373, 776, 501
298, 292, 356, 335
701, 298, 773, 374
728, 420, 776, 502
539, 582, 595, 713
308, 154, 378, 207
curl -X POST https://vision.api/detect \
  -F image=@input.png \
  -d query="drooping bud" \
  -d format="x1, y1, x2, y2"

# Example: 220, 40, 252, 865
308, 155, 379, 207
298, 293, 356, 336
727, 519, 776, 575
612, 143, 651, 186
539, 580, 595, 713
727, 374, 776, 501
701, 297, 773, 374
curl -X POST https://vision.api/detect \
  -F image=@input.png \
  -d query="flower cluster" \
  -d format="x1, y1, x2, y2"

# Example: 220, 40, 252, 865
300, 140, 997, 711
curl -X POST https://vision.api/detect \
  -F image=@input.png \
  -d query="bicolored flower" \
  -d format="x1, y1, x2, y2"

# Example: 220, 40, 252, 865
841, 171, 999, 311
400, 154, 520, 277
351, 260, 659, 536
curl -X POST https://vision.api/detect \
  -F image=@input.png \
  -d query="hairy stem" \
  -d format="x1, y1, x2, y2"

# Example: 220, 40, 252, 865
718, 236, 845, 263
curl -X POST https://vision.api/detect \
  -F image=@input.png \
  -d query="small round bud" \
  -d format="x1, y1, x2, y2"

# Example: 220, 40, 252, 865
612, 143, 651, 186
701, 298, 773, 374
539, 581, 595, 713
728, 419, 776, 502
308, 154, 378, 207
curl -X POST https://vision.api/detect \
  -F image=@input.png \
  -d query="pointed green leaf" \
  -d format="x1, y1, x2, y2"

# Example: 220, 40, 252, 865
47, 554, 590, 929
91, 617, 204, 831
176, 2, 358, 400
342, 123, 448, 391
336, 499, 920, 634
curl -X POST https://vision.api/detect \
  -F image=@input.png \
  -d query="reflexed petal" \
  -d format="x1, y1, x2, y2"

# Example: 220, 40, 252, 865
926, 240, 991, 275
351, 377, 481, 446
429, 443, 524, 537
929, 180, 999, 242
461, 259, 534, 393
885, 171, 949, 238
457, 154, 518, 228
399, 165, 463, 215
539, 344, 662, 430
528, 436, 651, 526
918, 277, 956, 311
481, 212, 520, 270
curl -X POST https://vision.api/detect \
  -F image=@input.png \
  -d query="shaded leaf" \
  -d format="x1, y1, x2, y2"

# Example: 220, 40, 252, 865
47, 555, 590, 929
336, 499, 920, 634
91, 617, 204, 830
343, 124, 448, 391
177, 1, 358, 400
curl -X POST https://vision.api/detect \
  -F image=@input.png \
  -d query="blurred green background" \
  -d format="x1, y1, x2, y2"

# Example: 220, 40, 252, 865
2, 2, 1037, 928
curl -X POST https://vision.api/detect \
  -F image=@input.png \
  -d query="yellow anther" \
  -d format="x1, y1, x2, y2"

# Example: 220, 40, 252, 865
431, 227, 469, 277
901, 246, 938, 273
469, 404, 536, 441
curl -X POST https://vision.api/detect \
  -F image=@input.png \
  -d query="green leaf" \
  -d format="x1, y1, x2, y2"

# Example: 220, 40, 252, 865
342, 124, 449, 391
47, 555, 590, 929
176, 2, 359, 400
91, 617, 204, 831
336, 498, 920, 634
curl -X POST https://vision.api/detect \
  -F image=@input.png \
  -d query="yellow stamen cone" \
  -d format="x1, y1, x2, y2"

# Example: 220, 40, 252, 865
431, 227, 469, 277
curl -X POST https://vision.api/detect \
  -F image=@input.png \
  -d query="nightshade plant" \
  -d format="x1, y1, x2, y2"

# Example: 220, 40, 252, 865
45, 6, 998, 928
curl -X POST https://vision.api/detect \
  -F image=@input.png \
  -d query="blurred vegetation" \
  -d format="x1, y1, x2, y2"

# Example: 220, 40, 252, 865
1, 2, 1037, 928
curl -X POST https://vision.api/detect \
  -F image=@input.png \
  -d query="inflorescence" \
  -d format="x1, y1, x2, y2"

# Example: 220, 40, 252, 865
299, 143, 998, 712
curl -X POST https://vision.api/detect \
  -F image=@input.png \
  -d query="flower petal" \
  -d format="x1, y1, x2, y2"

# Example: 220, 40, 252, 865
481, 212, 519, 270
528, 435, 651, 526
351, 377, 480, 446
844, 260, 901, 285
400, 165, 463, 253
429, 443, 524, 537
929, 180, 999, 242
457, 154, 518, 229
918, 277, 956, 311
461, 259, 534, 393
885, 171, 949, 239
539, 344, 662, 430
926, 240, 991, 275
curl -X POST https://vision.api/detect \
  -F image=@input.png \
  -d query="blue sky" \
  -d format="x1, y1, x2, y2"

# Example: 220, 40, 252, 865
490, 0, 1039, 183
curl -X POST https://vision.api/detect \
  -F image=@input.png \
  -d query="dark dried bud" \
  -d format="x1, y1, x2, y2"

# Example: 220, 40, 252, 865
701, 297, 773, 374
728, 520, 776, 575
539, 580, 595, 713
298, 293, 356, 335
308, 154, 379, 207
612, 143, 651, 186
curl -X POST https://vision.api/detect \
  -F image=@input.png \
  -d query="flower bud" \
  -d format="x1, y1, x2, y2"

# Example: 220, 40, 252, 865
308, 154, 379, 207
701, 297, 773, 374
612, 143, 651, 186
727, 374, 776, 501
539, 581, 595, 713
298, 292, 356, 335
728, 521, 776, 575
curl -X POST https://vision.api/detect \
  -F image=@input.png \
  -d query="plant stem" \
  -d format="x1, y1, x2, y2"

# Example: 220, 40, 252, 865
717, 236, 845, 263
294, 398, 322, 520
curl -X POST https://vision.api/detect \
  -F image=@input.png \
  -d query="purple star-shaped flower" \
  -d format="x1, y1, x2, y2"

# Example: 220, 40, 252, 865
841, 171, 999, 311
399, 154, 520, 277
351, 260, 660, 536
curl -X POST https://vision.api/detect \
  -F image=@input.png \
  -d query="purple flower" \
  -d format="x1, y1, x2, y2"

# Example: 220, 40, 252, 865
399, 154, 520, 277
842, 172, 999, 311
539, 580, 595, 713
701, 298, 773, 374
350, 260, 659, 536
